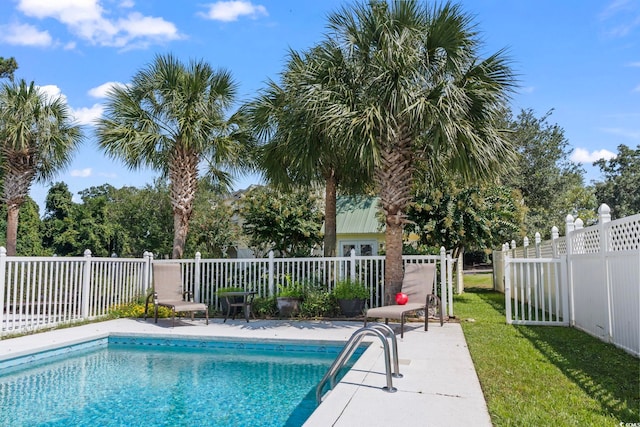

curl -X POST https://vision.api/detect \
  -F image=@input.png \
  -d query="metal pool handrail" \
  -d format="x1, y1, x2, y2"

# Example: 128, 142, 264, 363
316, 324, 402, 403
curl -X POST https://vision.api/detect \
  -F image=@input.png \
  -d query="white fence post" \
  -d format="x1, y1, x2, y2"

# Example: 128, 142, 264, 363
143, 252, 151, 292
350, 249, 356, 282
599, 204, 613, 343
81, 249, 92, 319
504, 253, 512, 324
551, 227, 559, 257
565, 215, 576, 326
0, 247, 5, 322
439, 247, 448, 317
268, 251, 275, 297
194, 252, 202, 303
456, 251, 463, 294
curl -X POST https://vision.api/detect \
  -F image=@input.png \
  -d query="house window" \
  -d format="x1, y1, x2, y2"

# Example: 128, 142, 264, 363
339, 241, 378, 256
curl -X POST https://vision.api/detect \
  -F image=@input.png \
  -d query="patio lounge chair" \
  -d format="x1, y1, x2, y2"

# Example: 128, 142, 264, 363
364, 263, 443, 338
145, 263, 209, 325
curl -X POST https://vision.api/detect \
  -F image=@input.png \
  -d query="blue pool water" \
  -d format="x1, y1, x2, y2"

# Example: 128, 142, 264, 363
0, 336, 366, 427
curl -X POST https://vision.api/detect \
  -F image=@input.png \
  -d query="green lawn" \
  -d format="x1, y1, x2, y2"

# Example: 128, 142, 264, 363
456, 273, 639, 426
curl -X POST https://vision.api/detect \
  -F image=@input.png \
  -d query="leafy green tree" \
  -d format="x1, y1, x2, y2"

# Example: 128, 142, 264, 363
106, 181, 173, 258
41, 181, 175, 257
296, 1, 516, 302
0, 196, 44, 255
96, 54, 255, 259
248, 47, 372, 257
75, 185, 120, 257
41, 182, 82, 255
594, 144, 640, 219
184, 185, 240, 258
0, 57, 17, 80
239, 186, 323, 257
501, 108, 595, 235
0, 80, 83, 255
407, 177, 525, 259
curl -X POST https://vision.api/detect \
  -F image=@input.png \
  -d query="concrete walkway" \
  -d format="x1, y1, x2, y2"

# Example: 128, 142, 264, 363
0, 318, 491, 426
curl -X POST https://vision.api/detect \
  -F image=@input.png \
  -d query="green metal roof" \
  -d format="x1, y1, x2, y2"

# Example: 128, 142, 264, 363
335, 196, 384, 234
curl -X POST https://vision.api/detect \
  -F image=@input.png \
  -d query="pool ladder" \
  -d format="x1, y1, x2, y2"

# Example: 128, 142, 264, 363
316, 323, 402, 403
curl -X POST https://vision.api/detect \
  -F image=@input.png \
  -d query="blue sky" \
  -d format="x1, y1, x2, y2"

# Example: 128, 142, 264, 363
0, 0, 638, 213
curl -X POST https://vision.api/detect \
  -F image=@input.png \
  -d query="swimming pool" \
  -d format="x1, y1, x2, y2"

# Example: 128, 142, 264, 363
0, 335, 367, 426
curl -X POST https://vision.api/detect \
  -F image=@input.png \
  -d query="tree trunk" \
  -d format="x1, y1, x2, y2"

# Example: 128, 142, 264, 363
168, 146, 198, 259
172, 211, 189, 259
6, 203, 19, 256
377, 124, 414, 304
384, 219, 404, 304
323, 171, 337, 257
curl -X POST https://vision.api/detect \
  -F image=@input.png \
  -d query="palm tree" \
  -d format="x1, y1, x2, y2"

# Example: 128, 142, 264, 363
248, 48, 372, 257
96, 54, 254, 259
300, 1, 516, 303
0, 80, 82, 256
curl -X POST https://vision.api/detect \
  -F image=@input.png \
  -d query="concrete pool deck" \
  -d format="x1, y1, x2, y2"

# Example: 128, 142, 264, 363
0, 318, 491, 426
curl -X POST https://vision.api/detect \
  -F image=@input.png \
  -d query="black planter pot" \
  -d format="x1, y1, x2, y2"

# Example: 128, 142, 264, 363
338, 298, 366, 317
276, 297, 302, 317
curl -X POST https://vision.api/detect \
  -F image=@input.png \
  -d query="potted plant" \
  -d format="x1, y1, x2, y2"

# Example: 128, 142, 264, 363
276, 276, 304, 317
332, 279, 369, 317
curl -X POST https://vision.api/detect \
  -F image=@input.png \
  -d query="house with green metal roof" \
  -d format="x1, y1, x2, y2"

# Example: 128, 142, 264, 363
334, 196, 385, 256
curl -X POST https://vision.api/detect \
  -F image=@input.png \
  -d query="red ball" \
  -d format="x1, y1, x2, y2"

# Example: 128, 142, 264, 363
395, 292, 408, 305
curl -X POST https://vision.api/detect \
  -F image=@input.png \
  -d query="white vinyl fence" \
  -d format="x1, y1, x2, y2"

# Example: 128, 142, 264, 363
494, 204, 640, 357
1, 247, 454, 336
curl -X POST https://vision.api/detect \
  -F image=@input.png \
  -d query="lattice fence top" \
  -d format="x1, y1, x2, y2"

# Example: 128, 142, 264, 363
502, 210, 639, 256
608, 215, 640, 251
571, 227, 601, 254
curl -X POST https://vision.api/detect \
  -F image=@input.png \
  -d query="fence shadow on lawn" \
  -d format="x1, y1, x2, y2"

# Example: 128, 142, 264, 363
468, 285, 639, 423
514, 324, 639, 422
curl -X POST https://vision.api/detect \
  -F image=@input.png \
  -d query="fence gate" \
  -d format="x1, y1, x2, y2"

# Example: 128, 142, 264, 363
504, 256, 569, 326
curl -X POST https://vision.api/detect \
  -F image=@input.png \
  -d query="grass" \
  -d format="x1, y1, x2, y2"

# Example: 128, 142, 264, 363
456, 273, 639, 426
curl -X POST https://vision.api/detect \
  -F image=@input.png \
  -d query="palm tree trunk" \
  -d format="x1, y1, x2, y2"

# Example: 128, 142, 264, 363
323, 171, 337, 257
384, 219, 404, 304
6, 203, 19, 256
169, 147, 198, 259
172, 211, 189, 259
378, 125, 414, 304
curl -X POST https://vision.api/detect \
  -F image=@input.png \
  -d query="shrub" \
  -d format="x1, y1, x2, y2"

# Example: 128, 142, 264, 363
332, 279, 369, 300
277, 275, 305, 298
300, 289, 338, 318
252, 296, 277, 317
109, 301, 173, 318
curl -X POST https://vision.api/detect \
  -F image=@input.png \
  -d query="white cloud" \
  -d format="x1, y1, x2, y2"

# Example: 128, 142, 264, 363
599, 0, 640, 38
571, 148, 617, 163
628, 61, 640, 67
70, 168, 93, 178
72, 104, 104, 125
0, 22, 52, 46
37, 84, 68, 102
633, 84, 640, 92
88, 81, 127, 98
520, 86, 535, 94
200, 1, 268, 22
118, 12, 179, 38
15, 0, 182, 49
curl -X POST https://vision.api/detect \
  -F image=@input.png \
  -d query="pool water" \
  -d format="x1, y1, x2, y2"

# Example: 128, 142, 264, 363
0, 336, 366, 427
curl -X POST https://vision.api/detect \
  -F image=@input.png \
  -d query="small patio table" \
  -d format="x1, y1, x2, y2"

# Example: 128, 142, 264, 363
221, 291, 257, 323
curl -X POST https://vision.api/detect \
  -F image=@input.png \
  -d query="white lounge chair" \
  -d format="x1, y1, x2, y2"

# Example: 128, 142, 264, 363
145, 263, 209, 325
364, 263, 443, 337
